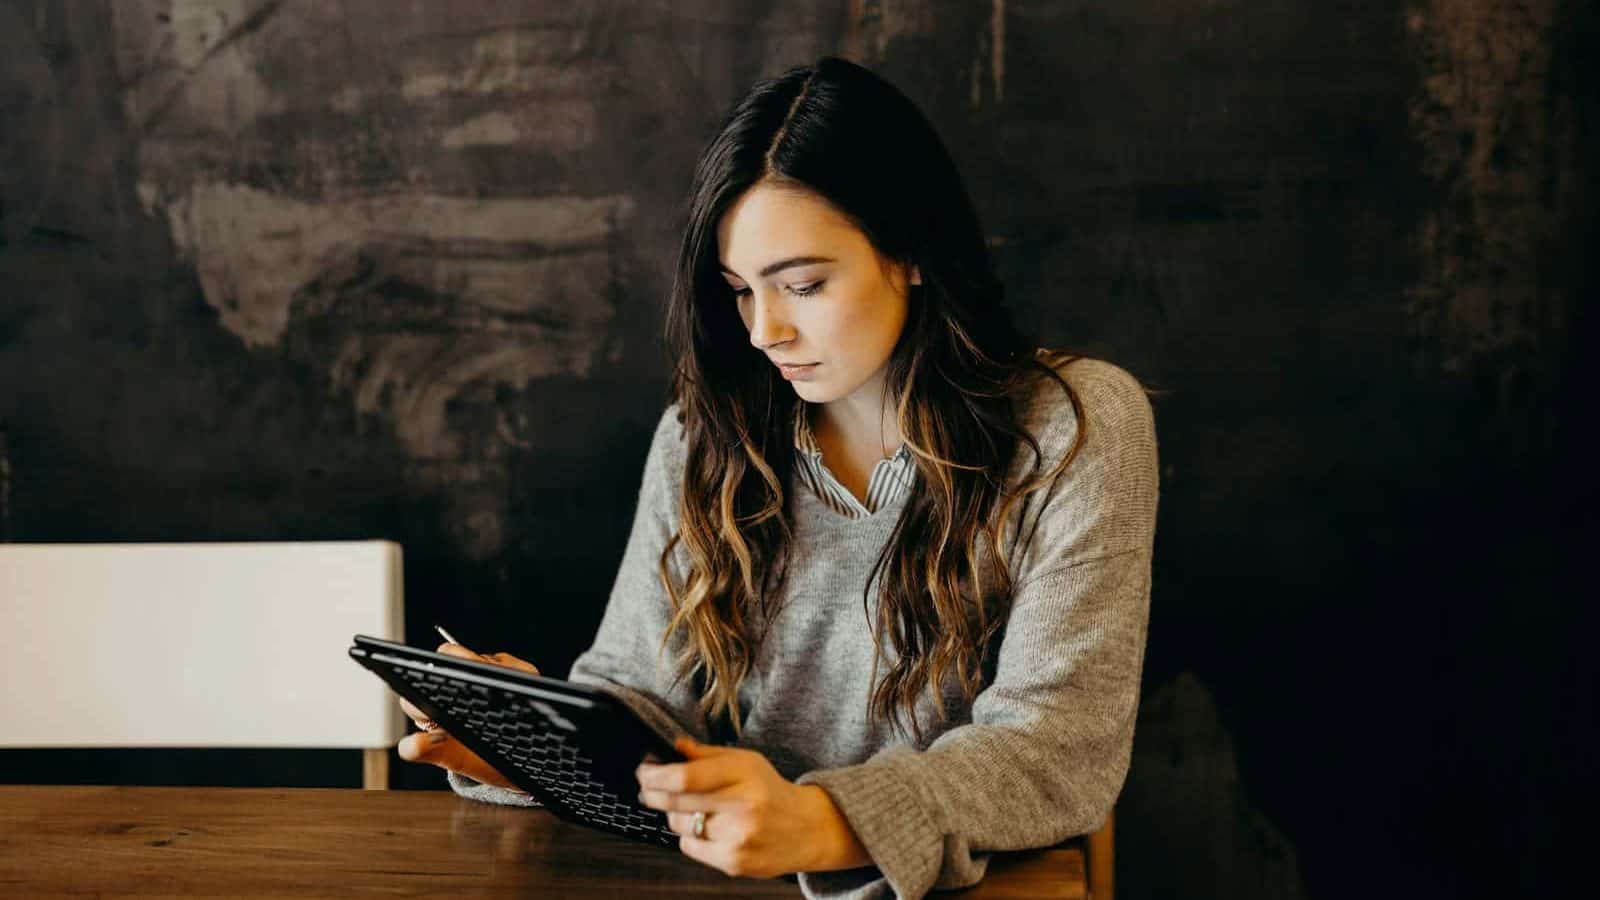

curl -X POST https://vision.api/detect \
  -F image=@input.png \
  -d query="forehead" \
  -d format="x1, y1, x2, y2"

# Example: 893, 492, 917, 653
716, 182, 865, 270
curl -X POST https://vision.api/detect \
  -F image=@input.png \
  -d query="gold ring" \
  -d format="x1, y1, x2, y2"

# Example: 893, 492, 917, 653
691, 810, 707, 839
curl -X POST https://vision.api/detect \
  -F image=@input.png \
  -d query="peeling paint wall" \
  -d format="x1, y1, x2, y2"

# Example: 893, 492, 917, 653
1407, 0, 1573, 401
117, 1, 662, 562
0, 1, 1590, 898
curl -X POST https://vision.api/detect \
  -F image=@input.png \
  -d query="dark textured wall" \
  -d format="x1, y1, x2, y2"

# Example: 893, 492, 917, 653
1, 2, 1591, 898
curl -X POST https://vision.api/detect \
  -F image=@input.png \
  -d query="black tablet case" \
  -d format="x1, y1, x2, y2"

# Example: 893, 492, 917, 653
348, 634, 685, 847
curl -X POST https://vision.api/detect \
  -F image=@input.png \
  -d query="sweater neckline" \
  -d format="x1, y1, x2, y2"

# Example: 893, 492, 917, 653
790, 469, 913, 525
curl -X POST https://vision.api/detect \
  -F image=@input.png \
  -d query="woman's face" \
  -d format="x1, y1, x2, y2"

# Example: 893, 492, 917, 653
715, 181, 918, 407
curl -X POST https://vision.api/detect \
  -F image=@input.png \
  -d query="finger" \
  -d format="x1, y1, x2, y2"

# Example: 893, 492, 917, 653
436, 642, 488, 662
636, 756, 741, 795
486, 652, 540, 676
435, 642, 540, 676
638, 784, 741, 814
674, 827, 730, 875
673, 742, 738, 764
674, 736, 736, 756
664, 809, 741, 853
666, 810, 709, 839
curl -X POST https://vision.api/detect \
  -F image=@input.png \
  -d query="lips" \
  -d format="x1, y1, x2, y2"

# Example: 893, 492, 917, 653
775, 362, 820, 381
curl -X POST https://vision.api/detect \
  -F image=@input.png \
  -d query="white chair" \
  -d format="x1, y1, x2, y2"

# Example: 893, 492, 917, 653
0, 541, 405, 789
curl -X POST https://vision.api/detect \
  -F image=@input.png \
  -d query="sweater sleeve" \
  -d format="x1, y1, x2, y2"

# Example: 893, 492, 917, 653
796, 361, 1159, 899
447, 406, 708, 807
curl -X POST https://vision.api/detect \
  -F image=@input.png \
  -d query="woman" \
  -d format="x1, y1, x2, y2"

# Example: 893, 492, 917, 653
398, 56, 1159, 900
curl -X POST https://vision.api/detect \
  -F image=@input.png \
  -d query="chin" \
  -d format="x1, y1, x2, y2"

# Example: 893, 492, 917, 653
786, 380, 837, 404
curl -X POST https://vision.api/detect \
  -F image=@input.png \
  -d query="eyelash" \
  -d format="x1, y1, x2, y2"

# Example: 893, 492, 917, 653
731, 281, 825, 299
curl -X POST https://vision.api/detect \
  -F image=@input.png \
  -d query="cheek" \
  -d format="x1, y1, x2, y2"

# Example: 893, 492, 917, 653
829, 291, 905, 358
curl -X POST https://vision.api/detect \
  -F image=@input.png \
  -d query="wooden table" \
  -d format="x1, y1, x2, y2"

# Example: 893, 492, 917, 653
0, 786, 1086, 898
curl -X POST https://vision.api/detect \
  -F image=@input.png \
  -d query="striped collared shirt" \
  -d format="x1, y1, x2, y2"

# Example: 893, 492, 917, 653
791, 403, 916, 518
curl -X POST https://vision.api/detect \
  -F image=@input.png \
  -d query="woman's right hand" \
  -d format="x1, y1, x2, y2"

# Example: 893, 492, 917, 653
396, 642, 541, 793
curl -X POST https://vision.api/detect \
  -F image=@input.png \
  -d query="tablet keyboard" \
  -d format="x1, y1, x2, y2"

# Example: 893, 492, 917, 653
393, 663, 680, 847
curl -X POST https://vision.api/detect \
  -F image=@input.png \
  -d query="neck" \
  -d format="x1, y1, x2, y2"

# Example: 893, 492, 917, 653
814, 370, 902, 458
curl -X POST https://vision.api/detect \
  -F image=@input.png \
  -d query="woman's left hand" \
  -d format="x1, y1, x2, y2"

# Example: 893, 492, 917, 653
635, 737, 864, 879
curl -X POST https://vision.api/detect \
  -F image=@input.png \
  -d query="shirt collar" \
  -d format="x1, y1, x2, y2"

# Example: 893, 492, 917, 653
792, 402, 824, 459
792, 403, 912, 464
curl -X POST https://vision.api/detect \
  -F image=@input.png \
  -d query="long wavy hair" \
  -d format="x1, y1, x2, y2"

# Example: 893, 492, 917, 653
658, 57, 1089, 744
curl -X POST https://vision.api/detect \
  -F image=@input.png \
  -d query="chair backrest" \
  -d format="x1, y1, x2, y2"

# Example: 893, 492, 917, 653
0, 541, 404, 750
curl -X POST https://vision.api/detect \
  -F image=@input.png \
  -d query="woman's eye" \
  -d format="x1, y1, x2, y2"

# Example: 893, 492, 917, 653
727, 281, 822, 299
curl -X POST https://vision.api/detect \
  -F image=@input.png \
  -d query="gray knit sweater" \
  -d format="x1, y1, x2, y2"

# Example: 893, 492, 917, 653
448, 357, 1159, 899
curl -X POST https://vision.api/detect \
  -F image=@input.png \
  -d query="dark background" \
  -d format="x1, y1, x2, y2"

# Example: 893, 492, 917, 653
1, 2, 1592, 898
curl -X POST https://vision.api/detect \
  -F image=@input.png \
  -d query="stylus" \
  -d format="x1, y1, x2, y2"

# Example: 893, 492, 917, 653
434, 624, 462, 646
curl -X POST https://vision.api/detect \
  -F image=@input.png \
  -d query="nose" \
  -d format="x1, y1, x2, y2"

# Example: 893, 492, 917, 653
745, 293, 793, 350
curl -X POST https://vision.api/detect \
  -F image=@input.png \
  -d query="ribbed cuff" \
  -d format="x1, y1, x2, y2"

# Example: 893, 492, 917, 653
445, 769, 542, 808
797, 756, 943, 899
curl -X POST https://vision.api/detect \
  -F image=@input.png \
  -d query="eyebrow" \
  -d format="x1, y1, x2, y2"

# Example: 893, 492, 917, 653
719, 256, 836, 279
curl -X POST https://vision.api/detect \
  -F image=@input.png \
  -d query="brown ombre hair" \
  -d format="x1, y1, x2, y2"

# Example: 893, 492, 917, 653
658, 57, 1089, 744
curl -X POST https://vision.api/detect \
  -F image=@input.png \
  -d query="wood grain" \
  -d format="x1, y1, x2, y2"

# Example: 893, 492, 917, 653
0, 786, 1084, 898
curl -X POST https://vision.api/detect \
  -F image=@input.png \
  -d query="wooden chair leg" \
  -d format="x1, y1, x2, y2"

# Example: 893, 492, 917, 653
362, 748, 389, 790
1086, 809, 1114, 900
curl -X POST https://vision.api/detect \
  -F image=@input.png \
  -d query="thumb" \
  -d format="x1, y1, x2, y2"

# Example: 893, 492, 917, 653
398, 728, 454, 764
398, 730, 525, 793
